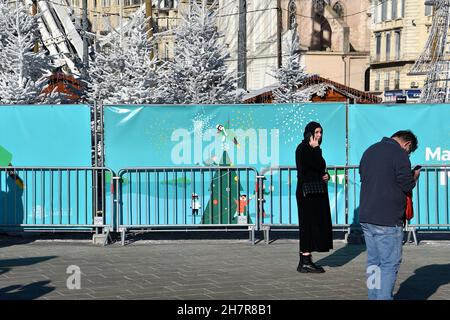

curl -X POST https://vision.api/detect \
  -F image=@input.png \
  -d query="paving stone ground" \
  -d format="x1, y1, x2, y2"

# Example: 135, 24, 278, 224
1, 234, 450, 300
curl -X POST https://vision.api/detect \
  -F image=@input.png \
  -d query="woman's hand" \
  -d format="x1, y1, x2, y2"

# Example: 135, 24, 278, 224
322, 173, 330, 182
309, 135, 320, 148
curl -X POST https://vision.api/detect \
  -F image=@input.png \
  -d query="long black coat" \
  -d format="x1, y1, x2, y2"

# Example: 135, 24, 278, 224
295, 142, 333, 253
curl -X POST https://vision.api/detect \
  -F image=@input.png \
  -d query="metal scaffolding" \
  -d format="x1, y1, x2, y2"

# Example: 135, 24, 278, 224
409, 0, 450, 103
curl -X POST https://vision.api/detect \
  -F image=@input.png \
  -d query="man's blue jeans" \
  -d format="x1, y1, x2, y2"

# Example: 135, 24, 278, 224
360, 223, 403, 300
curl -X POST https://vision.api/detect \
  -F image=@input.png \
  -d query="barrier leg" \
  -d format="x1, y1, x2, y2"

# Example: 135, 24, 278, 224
411, 227, 418, 246
344, 227, 351, 243
102, 228, 112, 246
249, 226, 255, 245
263, 226, 270, 245
406, 228, 412, 244
405, 226, 418, 246
121, 228, 126, 246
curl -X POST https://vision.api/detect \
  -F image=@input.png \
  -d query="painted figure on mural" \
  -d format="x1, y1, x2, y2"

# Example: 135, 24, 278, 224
190, 193, 201, 215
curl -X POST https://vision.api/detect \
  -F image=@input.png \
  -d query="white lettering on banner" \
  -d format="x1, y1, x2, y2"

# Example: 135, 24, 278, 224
426, 147, 450, 161
171, 129, 191, 164
170, 128, 280, 167
423, 147, 450, 185
202, 129, 221, 165
234, 129, 258, 164
440, 171, 450, 186
257, 129, 279, 166
193, 121, 203, 166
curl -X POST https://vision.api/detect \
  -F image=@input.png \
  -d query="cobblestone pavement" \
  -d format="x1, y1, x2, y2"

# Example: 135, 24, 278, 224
1, 236, 450, 300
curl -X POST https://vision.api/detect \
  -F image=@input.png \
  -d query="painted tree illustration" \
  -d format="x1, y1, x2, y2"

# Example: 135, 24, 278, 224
202, 151, 252, 225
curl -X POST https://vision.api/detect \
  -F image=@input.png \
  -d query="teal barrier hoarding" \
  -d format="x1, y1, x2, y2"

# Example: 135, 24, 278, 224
0, 105, 94, 228
348, 104, 450, 228
105, 103, 347, 226
0, 106, 92, 166
349, 104, 450, 165
104, 103, 347, 170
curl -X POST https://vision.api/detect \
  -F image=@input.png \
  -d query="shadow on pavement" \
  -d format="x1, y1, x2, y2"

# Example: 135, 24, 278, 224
0, 256, 57, 300
0, 256, 57, 269
395, 264, 450, 300
0, 235, 35, 249
315, 208, 366, 267
316, 243, 366, 267
0, 281, 55, 300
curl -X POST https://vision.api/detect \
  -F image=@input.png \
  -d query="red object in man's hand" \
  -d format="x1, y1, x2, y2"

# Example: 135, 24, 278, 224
405, 192, 413, 221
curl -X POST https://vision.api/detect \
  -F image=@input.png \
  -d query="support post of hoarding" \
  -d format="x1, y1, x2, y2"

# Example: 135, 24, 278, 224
344, 99, 353, 243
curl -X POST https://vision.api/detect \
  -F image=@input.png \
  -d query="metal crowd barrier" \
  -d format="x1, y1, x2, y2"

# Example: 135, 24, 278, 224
115, 166, 259, 245
0, 167, 114, 237
405, 165, 450, 244
260, 166, 357, 244
259, 165, 450, 245
1, 165, 447, 246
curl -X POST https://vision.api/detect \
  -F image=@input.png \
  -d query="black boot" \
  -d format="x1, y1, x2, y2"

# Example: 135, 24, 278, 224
297, 254, 325, 273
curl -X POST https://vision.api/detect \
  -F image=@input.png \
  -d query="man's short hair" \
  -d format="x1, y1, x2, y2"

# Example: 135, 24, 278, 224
391, 130, 418, 153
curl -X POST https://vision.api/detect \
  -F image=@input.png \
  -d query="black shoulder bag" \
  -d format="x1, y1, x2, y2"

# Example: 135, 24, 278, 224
302, 181, 326, 197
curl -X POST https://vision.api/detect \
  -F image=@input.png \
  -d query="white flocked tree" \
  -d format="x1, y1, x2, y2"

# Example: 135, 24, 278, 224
87, 10, 160, 105
272, 28, 314, 103
0, 0, 54, 104
159, 0, 242, 104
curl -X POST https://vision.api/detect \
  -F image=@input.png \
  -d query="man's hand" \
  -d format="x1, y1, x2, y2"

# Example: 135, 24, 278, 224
322, 173, 329, 183
413, 169, 420, 181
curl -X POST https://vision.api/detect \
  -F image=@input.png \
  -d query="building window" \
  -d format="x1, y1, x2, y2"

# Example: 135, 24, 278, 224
288, 0, 297, 30
386, 33, 391, 61
333, 2, 344, 18
384, 72, 390, 90
164, 42, 170, 61
425, 3, 433, 16
375, 33, 381, 61
395, 31, 401, 60
392, 0, 397, 19
374, 0, 379, 23
395, 71, 400, 89
375, 73, 380, 91
381, 0, 387, 21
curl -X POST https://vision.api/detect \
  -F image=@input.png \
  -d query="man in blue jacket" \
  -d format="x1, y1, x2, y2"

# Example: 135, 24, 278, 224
359, 130, 420, 300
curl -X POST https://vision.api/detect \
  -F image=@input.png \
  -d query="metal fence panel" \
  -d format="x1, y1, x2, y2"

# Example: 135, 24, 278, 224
116, 166, 259, 232
0, 167, 114, 231
261, 166, 352, 230
260, 165, 450, 241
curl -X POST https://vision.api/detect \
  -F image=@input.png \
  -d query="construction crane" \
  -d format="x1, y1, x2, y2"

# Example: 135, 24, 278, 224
409, 0, 450, 103
25, 0, 88, 76
27, 0, 179, 74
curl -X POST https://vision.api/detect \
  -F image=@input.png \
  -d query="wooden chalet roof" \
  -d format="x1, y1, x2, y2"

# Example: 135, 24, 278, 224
243, 75, 382, 104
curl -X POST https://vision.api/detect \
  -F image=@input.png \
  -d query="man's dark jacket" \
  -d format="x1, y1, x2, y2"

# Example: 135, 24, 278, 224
359, 137, 416, 227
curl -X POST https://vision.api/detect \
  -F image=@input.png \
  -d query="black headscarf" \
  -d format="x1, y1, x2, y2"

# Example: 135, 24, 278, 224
302, 121, 323, 145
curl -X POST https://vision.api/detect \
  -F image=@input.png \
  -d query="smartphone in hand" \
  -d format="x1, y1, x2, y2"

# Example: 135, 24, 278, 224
412, 165, 422, 171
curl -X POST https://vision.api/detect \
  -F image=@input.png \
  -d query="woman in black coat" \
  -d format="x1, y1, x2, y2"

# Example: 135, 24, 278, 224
295, 121, 333, 273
